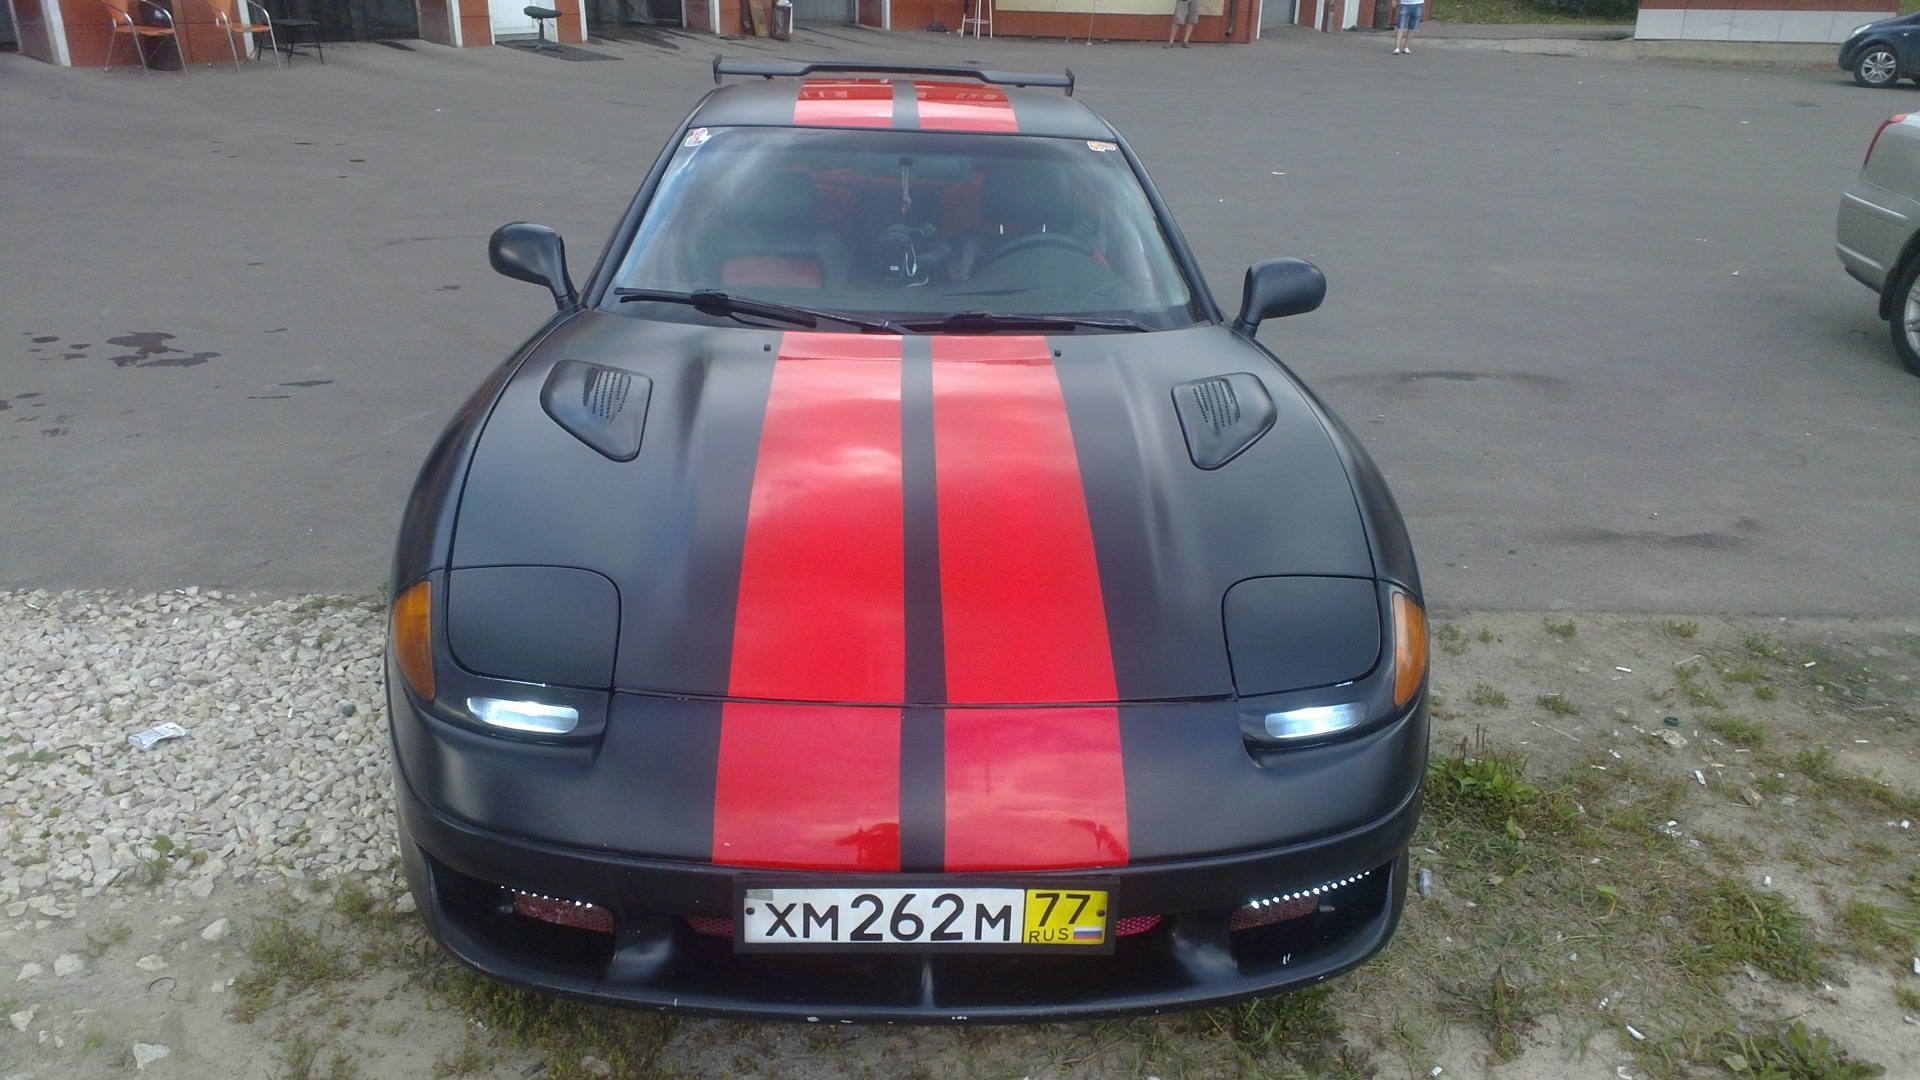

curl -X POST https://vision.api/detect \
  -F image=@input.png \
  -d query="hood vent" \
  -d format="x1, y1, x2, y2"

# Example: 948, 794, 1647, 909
1172, 372, 1276, 470
541, 359, 652, 462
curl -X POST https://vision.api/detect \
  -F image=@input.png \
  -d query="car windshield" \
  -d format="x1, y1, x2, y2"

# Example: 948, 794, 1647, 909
606, 124, 1203, 332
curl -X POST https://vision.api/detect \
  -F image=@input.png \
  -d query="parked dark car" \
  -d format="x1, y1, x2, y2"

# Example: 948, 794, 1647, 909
384, 59, 1430, 1022
1841, 13, 1920, 87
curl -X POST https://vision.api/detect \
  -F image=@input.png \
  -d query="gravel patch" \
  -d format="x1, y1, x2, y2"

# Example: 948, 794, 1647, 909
0, 589, 393, 920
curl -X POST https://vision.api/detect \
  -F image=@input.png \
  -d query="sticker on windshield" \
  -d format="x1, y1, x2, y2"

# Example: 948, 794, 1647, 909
1087, 141, 1118, 153
683, 127, 712, 148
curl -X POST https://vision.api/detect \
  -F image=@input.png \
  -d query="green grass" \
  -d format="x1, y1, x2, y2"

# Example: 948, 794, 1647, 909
1832, 899, 1913, 960
1712, 1022, 1885, 1079
1701, 714, 1767, 749
1543, 616, 1577, 639
233, 915, 355, 1023
1537, 692, 1580, 716
1469, 682, 1509, 709
429, 969, 679, 1080
272, 1029, 361, 1080
1388, 740, 1872, 1080
1434, 0, 1630, 23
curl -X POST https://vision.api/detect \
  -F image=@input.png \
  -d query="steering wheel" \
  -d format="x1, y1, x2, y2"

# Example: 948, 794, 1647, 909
975, 232, 1098, 271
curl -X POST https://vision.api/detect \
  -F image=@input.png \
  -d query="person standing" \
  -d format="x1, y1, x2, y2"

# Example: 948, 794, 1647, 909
1165, 0, 1198, 47
1392, 0, 1423, 53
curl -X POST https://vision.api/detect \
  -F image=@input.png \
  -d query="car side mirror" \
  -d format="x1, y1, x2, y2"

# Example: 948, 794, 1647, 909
489, 222, 577, 310
1231, 258, 1326, 337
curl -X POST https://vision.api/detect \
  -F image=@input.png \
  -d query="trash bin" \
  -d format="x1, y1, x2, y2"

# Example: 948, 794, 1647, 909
771, 0, 792, 40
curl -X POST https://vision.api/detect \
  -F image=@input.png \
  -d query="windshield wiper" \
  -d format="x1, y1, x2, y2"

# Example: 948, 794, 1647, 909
614, 288, 903, 334
895, 311, 1152, 334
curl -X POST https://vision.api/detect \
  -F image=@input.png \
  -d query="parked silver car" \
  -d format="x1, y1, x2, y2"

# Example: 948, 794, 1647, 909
1839, 112, 1920, 376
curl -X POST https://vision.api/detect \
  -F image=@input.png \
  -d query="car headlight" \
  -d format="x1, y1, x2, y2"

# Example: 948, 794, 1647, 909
1226, 578, 1426, 749
1853, 23, 1875, 36
389, 571, 615, 742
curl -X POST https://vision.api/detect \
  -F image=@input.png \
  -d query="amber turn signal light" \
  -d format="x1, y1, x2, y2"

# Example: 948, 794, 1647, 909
1392, 590, 1427, 708
392, 580, 435, 701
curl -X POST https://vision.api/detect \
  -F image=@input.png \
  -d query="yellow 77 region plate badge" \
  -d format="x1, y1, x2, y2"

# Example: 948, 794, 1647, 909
1021, 887, 1110, 947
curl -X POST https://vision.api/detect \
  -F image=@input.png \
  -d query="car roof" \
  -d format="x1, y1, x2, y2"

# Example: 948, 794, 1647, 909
692, 67, 1119, 141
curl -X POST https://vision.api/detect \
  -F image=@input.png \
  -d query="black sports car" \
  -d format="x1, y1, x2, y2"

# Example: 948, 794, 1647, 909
1841, 13, 1920, 88
385, 60, 1429, 1022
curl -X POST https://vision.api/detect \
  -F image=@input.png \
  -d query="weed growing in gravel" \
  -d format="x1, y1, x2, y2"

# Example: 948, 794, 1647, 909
233, 914, 356, 1023
81, 921, 129, 958
428, 966, 679, 1080
1463, 967, 1535, 1065
1680, 879, 1824, 987
1536, 692, 1579, 716
430, 1035, 493, 1078
1664, 620, 1699, 639
1894, 984, 1920, 1014
1543, 617, 1576, 638
1702, 715, 1767, 749
271, 1027, 361, 1080
1832, 899, 1912, 960
1712, 1021, 1884, 1079
1469, 683, 1509, 709
132, 834, 204, 888
1086, 983, 1380, 1078
1435, 623, 1470, 655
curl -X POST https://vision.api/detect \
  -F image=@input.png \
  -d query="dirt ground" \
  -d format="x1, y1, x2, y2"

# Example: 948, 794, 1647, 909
3, 608, 1919, 1080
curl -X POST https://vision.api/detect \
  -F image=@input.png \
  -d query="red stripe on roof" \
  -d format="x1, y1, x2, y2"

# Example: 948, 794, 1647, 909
914, 81, 1018, 133
712, 332, 906, 870
930, 336, 1128, 870
795, 78, 896, 128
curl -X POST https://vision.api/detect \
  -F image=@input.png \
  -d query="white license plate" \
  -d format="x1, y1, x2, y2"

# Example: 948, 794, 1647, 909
736, 884, 1112, 952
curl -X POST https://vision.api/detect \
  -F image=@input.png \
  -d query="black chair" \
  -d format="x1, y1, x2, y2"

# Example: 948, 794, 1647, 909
274, 16, 322, 62
524, 5, 562, 49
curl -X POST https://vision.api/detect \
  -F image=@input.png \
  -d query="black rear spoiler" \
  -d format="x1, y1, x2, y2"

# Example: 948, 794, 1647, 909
712, 57, 1074, 96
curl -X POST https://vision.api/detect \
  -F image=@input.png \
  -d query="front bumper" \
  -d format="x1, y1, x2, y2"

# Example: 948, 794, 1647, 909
396, 769, 1416, 1022
389, 674, 1426, 1021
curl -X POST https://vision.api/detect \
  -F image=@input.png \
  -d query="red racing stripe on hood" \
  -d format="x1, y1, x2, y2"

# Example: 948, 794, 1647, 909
913, 82, 1018, 132
794, 78, 896, 128
712, 333, 905, 870
930, 336, 1129, 870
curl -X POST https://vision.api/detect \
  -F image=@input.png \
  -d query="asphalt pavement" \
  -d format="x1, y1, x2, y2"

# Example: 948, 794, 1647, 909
1, 23, 1916, 616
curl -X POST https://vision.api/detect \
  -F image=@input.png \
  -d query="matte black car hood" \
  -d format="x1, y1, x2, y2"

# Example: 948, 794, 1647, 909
449, 311, 1373, 705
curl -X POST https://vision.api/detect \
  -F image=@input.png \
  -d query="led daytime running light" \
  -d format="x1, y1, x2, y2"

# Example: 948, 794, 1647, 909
1244, 869, 1372, 910
1262, 702, 1366, 741
468, 696, 580, 734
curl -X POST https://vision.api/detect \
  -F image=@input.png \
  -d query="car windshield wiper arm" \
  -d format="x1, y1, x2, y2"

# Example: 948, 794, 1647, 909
614, 288, 903, 334
895, 310, 1152, 333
